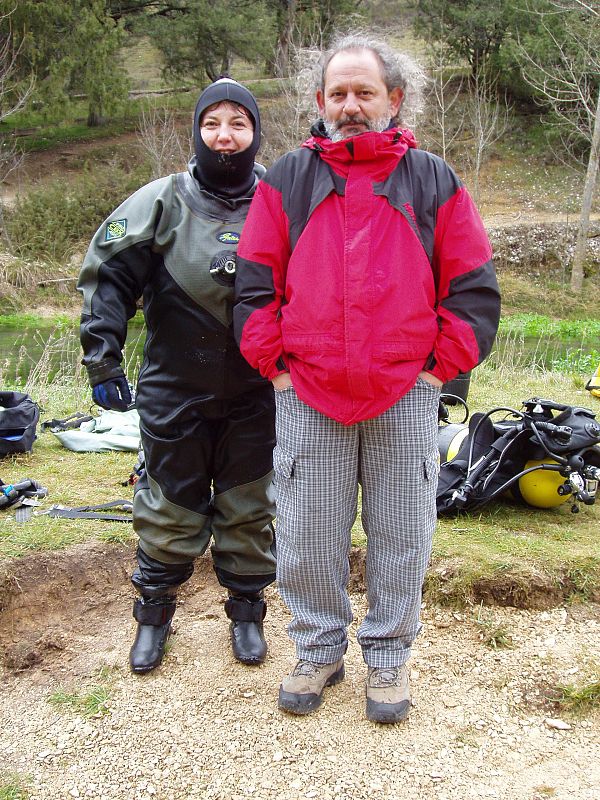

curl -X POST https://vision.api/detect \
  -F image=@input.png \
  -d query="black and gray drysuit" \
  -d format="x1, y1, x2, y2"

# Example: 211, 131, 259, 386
77, 82, 276, 621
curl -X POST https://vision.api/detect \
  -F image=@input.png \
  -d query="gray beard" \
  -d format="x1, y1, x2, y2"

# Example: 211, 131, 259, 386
324, 115, 391, 142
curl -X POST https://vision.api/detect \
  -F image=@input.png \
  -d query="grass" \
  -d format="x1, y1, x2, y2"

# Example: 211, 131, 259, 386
13, 119, 138, 154
350, 365, 600, 606
47, 686, 112, 717
426, 365, 600, 605
0, 374, 137, 558
475, 605, 514, 649
0, 777, 29, 800
2, 89, 196, 154
0, 320, 144, 390
497, 272, 600, 322
0, 433, 137, 560
496, 314, 600, 375
1, 351, 599, 608
479, 151, 586, 217
3, 161, 150, 265
0, 314, 74, 329
553, 679, 600, 713
47, 668, 116, 718
498, 314, 600, 339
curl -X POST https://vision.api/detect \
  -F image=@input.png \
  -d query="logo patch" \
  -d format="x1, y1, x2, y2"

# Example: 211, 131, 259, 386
105, 219, 127, 241
217, 231, 240, 244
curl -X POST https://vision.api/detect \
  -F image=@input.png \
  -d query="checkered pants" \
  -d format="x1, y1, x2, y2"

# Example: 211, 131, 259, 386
273, 378, 439, 668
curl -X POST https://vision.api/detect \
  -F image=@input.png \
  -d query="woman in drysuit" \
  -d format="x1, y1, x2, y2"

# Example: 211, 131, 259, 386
78, 78, 275, 674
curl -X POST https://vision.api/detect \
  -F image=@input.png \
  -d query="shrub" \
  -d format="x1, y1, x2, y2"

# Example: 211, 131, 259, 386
3, 162, 150, 264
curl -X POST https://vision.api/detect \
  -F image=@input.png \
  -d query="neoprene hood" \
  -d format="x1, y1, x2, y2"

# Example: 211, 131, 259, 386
192, 78, 261, 198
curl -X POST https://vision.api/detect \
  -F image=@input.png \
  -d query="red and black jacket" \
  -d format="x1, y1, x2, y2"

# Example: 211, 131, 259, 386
234, 127, 500, 425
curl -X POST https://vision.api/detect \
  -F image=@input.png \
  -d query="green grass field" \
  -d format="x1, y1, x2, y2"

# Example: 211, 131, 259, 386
1, 362, 598, 608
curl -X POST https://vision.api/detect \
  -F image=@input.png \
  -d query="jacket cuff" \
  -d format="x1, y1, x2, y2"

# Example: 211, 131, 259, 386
424, 352, 454, 384
86, 359, 125, 388
265, 356, 288, 380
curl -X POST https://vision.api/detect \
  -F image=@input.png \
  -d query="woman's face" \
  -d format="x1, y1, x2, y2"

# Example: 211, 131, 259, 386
200, 101, 254, 154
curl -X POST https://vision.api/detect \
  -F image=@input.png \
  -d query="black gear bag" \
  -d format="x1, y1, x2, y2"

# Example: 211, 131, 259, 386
0, 391, 40, 457
437, 397, 600, 515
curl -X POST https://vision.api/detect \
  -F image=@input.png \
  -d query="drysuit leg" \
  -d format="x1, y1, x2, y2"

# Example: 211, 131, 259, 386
132, 417, 218, 563
129, 547, 194, 673
131, 390, 275, 665
209, 387, 276, 593
210, 388, 276, 664
130, 418, 214, 672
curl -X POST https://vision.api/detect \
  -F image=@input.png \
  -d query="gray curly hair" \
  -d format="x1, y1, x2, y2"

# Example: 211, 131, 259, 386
317, 33, 425, 127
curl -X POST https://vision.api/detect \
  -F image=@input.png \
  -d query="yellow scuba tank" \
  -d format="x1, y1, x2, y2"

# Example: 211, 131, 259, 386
586, 362, 600, 399
511, 459, 570, 508
438, 423, 469, 464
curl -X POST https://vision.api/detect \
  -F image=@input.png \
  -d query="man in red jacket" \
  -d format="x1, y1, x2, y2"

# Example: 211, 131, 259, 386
234, 33, 500, 723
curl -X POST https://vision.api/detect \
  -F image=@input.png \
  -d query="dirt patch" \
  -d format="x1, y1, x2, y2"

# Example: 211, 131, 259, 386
423, 560, 600, 612
470, 573, 588, 610
0, 542, 220, 672
2, 543, 596, 674
1, 585, 599, 800
0, 131, 144, 206
0, 543, 131, 671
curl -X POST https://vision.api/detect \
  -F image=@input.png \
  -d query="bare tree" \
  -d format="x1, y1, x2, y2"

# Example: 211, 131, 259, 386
136, 102, 190, 180
517, 0, 600, 292
466, 70, 511, 207
0, 12, 34, 248
424, 42, 465, 162
272, 0, 298, 78
264, 23, 324, 159
570, 86, 600, 292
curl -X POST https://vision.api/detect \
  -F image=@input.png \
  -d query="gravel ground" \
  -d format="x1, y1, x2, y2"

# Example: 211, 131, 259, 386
2, 580, 599, 800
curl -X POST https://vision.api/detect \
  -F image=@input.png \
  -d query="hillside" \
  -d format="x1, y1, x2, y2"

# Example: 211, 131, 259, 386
1, 116, 599, 323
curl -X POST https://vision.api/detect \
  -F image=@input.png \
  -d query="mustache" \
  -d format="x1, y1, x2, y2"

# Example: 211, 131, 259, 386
335, 115, 371, 130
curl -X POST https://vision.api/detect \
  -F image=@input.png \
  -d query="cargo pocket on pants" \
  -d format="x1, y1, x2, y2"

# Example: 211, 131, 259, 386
273, 446, 295, 482
423, 454, 440, 482
272, 446, 296, 534
423, 453, 440, 511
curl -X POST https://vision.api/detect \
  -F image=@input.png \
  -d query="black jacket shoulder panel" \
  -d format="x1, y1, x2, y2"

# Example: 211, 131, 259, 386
264, 148, 342, 251
375, 148, 463, 264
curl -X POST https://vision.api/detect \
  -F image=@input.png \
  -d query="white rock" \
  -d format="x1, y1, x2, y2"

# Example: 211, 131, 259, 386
544, 718, 572, 730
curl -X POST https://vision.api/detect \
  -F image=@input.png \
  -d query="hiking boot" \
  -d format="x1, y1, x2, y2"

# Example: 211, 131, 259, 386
224, 593, 267, 666
129, 596, 176, 674
365, 665, 411, 724
279, 658, 345, 715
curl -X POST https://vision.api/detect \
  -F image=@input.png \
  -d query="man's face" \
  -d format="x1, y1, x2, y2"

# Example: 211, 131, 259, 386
316, 48, 403, 141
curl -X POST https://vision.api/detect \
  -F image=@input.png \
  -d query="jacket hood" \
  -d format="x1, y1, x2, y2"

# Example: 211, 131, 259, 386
192, 78, 261, 199
302, 123, 418, 179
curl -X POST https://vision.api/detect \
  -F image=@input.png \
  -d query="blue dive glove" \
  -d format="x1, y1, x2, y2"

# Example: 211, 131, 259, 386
92, 375, 132, 412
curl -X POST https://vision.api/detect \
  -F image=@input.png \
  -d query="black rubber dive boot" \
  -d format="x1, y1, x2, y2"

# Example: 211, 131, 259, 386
129, 594, 177, 674
224, 593, 267, 666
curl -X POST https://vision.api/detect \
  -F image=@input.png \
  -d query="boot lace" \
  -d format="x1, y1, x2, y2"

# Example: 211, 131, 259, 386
292, 660, 327, 678
368, 667, 402, 688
